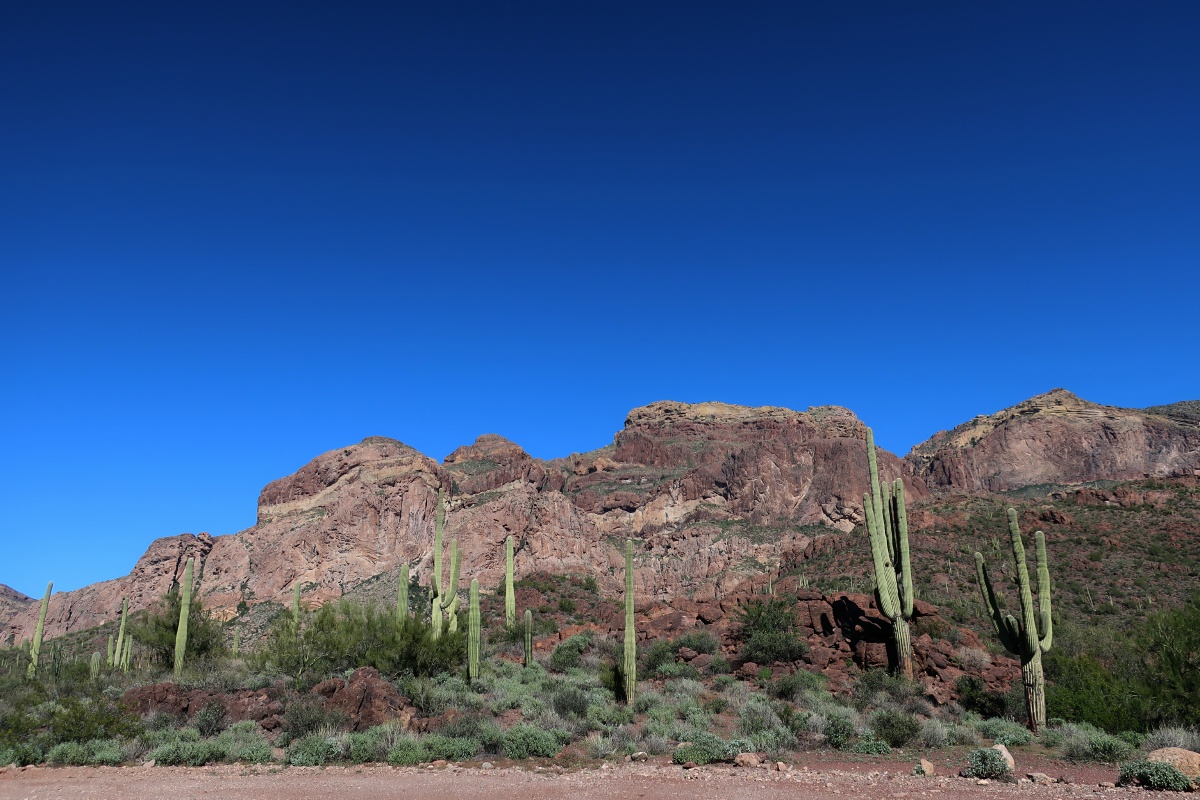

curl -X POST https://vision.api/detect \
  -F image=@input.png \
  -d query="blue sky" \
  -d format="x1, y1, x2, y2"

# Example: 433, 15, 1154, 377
2, 2, 1197, 598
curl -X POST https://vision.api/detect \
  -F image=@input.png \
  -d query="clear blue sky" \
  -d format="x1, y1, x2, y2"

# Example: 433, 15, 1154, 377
2, 2, 1197, 598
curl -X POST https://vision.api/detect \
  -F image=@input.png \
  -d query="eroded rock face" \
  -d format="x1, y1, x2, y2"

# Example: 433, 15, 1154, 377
909, 389, 1200, 495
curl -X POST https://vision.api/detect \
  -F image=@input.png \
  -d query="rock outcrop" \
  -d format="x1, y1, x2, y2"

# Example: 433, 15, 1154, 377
909, 389, 1200, 495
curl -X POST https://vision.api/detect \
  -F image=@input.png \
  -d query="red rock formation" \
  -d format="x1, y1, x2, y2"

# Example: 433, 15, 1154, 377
909, 389, 1200, 495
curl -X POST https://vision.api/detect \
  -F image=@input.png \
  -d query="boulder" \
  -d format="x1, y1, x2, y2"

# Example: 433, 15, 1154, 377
1146, 747, 1200, 780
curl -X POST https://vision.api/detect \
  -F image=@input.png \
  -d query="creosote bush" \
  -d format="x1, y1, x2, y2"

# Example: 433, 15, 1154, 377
962, 747, 1013, 779
1118, 760, 1196, 792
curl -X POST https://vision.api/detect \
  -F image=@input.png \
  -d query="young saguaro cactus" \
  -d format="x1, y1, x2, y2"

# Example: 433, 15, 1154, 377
107, 635, 115, 668
862, 427, 915, 680
174, 558, 194, 679
505, 535, 516, 627
524, 609, 533, 668
623, 539, 636, 704
292, 581, 302, 633
975, 508, 1054, 733
467, 578, 481, 681
90, 651, 102, 680
27, 581, 52, 679
397, 563, 409, 621
430, 489, 462, 638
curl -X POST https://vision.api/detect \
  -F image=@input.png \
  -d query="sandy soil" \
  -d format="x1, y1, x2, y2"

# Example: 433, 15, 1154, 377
0, 757, 1133, 800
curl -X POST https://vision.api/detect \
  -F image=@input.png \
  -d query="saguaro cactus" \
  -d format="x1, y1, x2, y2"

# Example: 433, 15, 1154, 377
468, 578, 481, 681
430, 489, 461, 638
975, 508, 1054, 733
113, 597, 128, 668
122, 636, 132, 672
232, 628, 240, 658
107, 635, 115, 668
90, 651, 102, 680
173, 558, 194, 679
397, 564, 409, 620
524, 609, 533, 668
862, 427, 915, 680
623, 539, 636, 704
27, 581, 52, 679
292, 581, 302, 633
505, 535, 516, 627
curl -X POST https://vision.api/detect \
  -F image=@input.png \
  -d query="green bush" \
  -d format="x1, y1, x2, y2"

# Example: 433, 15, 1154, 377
192, 701, 227, 738
735, 599, 807, 664
503, 725, 559, 759
436, 715, 505, 754
737, 700, 796, 751
851, 737, 892, 755
974, 717, 1034, 746
826, 715, 856, 750
771, 670, 826, 700
216, 722, 272, 764
1118, 760, 1195, 791
86, 738, 125, 766
671, 731, 730, 765
1064, 731, 1134, 763
386, 736, 429, 766
871, 709, 921, 748
549, 633, 592, 672
552, 686, 590, 718
962, 747, 1012, 779
287, 733, 340, 766
44, 696, 142, 746
956, 676, 1006, 719
280, 700, 346, 742
673, 631, 720, 655
639, 640, 676, 675
131, 587, 226, 668
150, 739, 229, 766
47, 741, 89, 766
422, 734, 479, 761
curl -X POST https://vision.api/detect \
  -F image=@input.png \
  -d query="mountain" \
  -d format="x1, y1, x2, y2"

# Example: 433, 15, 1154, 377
4, 391, 1198, 645
2, 400, 919, 641
907, 389, 1200, 495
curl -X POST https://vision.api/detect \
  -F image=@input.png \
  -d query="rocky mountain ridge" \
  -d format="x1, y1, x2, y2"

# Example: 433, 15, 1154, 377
4, 390, 1198, 644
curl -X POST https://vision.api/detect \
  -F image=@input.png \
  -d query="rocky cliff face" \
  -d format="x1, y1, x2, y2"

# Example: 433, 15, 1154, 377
908, 389, 1200, 495
3, 400, 915, 640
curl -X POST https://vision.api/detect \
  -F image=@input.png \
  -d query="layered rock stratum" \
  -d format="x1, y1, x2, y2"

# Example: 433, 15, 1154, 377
3, 391, 1198, 643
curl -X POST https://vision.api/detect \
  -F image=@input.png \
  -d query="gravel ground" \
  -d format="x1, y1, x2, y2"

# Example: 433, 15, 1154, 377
0, 759, 1136, 800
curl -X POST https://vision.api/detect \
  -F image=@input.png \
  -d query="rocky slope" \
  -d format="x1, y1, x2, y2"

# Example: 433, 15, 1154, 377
908, 389, 1200, 495
2, 401, 918, 641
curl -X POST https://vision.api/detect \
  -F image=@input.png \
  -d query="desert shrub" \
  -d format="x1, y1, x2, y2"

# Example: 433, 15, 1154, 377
151, 739, 228, 766
256, 601, 464, 681
131, 588, 225, 668
737, 700, 796, 752
386, 735, 428, 765
1062, 727, 1134, 763
503, 724, 559, 759
851, 737, 892, 755
191, 701, 227, 738
43, 696, 142, 746
825, 714, 856, 750
1118, 760, 1195, 792
0, 742, 43, 767
947, 723, 980, 746
919, 719, 949, 748
587, 703, 633, 731
437, 715, 505, 754
85, 739, 125, 766
708, 654, 732, 674
1143, 726, 1200, 752
549, 633, 592, 673
871, 709, 921, 748
288, 732, 341, 766
216, 722, 272, 764
735, 599, 807, 664
655, 661, 701, 680
640, 640, 675, 674
345, 730, 386, 764
280, 700, 346, 742
674, 631, 720, 655
1044, 651, 1145, 732
47, 741, 89, 766
140, 727, 201, 750
552, 686, 590, 718
962, 747, 1012, 779
956, 676, 1006, 719
974, 717, 1033, 746
771, 670, 827, 701
145, 711, 179, 731
671, 731, 731, 765
953, 647, 992, 672
633, 690, 662, 714
422, 734, 479, 761
1118, 731, 1145, 748
852, 670, 920, 711
1138, 594, 1200, 727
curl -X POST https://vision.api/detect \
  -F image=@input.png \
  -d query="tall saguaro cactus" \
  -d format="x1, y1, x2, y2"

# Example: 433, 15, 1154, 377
505, 535, 516, 627
524, 609, 533, 668
173, 558, 194, 679
27, 582, 52, 679
397, 564, 409, 621
975, 508, 1054, 733
623, 539, 637, 704
467, 579, 481, 681
292, 581, 302, 633
862, 427, 915, 680
114, 597, 128, 669
430, 489, 461, 638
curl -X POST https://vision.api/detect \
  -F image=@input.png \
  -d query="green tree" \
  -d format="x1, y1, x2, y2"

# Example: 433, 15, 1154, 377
130, 587, 225, 669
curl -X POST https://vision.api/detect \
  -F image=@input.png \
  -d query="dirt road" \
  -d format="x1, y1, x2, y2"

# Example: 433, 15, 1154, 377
0, 760, 1130, 800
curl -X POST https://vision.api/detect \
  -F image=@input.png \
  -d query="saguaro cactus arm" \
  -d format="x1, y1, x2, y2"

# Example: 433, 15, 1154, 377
397, 564, 409, 620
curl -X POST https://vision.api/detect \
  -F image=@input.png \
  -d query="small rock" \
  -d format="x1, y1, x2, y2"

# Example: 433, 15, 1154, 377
918, 758, 936, 777
734, 752, 762, 768
141, 760, 156, 768
1098, 781, 1116, 788
600, 763, 611, 770
431, 759, 448, 768
1057, 774, 1077, 784
631, 751, 649, 762
481, 762, 494, 770
272, 748, 286, 761
1027, 772, 1053, 784
991, 743, 1015, 772
976, 779, 990, 785
683, 761, 698, 770
775, 761, 788, 772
